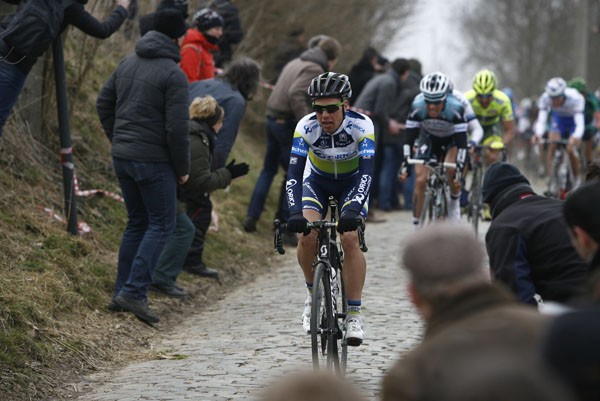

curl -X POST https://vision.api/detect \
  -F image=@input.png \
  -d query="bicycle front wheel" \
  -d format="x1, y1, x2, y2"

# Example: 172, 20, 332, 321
469, 168, 482, 235
311, 262, 338, 371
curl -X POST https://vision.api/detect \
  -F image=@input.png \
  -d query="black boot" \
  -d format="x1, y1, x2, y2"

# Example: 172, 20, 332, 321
184, 263, 219, 278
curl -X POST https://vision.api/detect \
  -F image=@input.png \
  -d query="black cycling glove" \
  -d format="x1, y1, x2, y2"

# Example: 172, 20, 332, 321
287, 213, 310, 235
338, 209, 361, 233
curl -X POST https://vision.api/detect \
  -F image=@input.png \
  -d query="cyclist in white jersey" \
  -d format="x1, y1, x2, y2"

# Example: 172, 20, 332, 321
533, 77, 585, 184
285, 72, 376, 346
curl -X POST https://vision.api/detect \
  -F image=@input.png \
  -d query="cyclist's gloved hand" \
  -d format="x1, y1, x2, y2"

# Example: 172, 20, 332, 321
338, 209, 361, 233
287, 213, 310, 235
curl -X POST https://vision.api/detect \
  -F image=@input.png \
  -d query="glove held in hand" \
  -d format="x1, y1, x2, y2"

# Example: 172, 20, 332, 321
226, 159, 250, 179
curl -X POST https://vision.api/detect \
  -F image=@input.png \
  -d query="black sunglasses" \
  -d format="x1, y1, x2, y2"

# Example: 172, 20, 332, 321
425, 99, 443, 105
312, 101, 344, 114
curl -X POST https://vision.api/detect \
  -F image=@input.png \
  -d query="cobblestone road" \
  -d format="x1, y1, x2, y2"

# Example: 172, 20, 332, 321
73, 211, 486, 401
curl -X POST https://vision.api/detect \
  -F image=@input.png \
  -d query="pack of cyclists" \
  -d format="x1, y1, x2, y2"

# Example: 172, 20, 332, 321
283, 67, 600, 343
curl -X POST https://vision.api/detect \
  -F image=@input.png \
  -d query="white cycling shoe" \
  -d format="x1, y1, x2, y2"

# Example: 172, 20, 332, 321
344, 315, 364, 346
302, 293, 312, 333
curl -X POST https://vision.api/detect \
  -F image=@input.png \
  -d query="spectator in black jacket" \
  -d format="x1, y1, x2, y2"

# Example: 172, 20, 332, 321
347, 46, 384, 106
208, 0, 243, 68
139, 0, 188, 36
0, 0, 129, 136
482, 162, 588, 306
96, 8, 189, 325
541, 181, 600, 401
354, 58, 411, 212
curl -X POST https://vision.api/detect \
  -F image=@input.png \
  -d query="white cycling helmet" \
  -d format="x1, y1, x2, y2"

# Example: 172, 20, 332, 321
545, 77, 567, 97
420, 72, 451, 102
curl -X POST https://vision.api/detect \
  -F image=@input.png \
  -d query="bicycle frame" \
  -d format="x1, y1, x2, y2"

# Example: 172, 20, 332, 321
409, 158, 457, 226
542, 139, 574, 200
467, 146, 484, 235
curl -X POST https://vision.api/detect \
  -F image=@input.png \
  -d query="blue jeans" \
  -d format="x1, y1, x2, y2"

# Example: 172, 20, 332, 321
377, 143, 403, 210
246, 117, 295, 221
0, 61, 27, 137
152, 211, 195, 287
113, 158, 177, 300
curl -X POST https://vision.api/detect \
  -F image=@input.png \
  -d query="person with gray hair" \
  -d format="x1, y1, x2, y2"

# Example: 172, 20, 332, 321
382, 223, 549, 401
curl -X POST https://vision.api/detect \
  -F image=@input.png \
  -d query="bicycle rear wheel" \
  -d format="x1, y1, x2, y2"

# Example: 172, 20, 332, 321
311, 262, 338, 371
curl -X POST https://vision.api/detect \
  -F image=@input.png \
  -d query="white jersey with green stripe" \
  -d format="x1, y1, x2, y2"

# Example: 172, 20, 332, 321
290, 109, 376, 179
286, 109, 376, 216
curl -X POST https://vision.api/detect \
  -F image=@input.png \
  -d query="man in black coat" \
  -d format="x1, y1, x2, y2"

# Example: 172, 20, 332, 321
482, 162, 588, 305
96, 8, 190, 324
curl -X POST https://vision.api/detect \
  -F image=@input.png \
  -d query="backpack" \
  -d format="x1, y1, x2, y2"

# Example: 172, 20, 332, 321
0, 0, 65, 62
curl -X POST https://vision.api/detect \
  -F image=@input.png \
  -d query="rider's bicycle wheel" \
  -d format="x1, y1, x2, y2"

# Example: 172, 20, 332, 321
469, 168, 482, 235
311, 261, 338, 371
419, 190, 433, 226
329, 245, 347, 375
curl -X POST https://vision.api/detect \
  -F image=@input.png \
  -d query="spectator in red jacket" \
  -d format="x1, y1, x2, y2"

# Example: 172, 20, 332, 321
180, 7, 224, 83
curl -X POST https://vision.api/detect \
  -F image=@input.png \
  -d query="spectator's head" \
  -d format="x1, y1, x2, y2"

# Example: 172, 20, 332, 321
402, 223, 487, 318
317, 37, 341, 70
154, 8, 188, 40
563, 181, 600, 264
481, 162, 533, 218
189, 95, 225, 132
193, 8, 224, 43
391, 58, 410, 80
223, 57, 261, 101
260, 370, 366, 401
408, 58, 422, 76
157, 0, 189, 19
307, 34, 328, 49
288, 26, 306, 44
585, 160, 600, 182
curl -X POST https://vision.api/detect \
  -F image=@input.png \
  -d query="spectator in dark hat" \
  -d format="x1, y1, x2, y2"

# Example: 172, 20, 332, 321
139, 0, 189, 36
207, 0, 243, 68
96, 7, 190, 324
180, 7, 224, 82
540, 181, 600, 401
482, 162, 588, 306
271, 27, 306, 82
0, 0, 130, 136
348, 46, 383, 106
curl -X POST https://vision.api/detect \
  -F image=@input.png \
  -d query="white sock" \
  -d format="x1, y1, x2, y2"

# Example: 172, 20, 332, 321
449, 194, 461, 222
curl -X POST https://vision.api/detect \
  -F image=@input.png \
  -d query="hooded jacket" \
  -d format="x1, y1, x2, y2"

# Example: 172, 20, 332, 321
180, 28, 219, 83
485, 186, 588, 304
96, 30, 190, 177
265, 46, 329, 122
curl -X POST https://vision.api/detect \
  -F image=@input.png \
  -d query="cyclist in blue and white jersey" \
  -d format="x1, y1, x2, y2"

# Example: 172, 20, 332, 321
533, 77, 585, 185
285, 72, 376, 346
401, 72, 468, 228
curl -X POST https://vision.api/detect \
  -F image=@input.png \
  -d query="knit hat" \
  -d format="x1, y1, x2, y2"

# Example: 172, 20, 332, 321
193, 8, 224, 32
154, 8, 187, 39
482, 162, 530, 204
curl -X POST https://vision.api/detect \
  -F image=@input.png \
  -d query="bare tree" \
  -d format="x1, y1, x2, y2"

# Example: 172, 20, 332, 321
458, 0, 578, 98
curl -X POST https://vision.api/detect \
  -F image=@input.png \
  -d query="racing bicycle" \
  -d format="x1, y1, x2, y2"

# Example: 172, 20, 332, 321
273, 197, 367, 374
408, 157, 457, 226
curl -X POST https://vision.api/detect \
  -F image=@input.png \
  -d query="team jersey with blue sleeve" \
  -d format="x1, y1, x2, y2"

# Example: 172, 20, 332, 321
405, 93, 468, 144
286, 109, 376, 215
